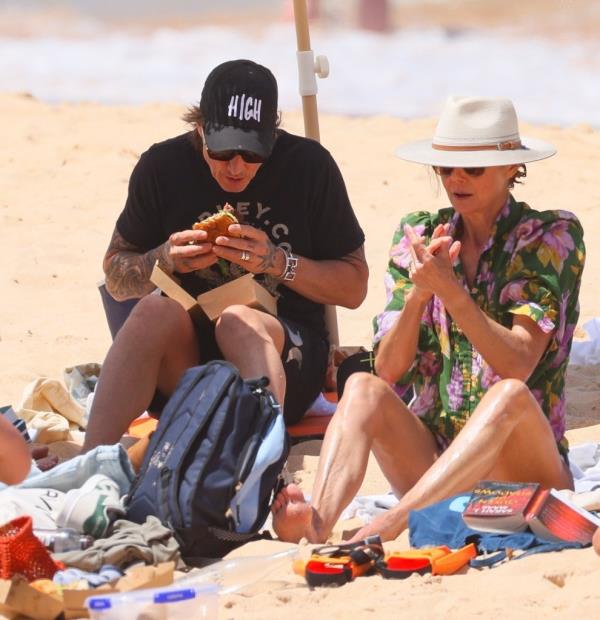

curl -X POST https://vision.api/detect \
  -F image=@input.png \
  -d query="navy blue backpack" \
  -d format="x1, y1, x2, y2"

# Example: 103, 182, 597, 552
125, 360, 289, 565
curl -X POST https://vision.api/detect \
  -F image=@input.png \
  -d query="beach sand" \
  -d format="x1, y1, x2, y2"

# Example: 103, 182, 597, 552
2, 93, 600, 616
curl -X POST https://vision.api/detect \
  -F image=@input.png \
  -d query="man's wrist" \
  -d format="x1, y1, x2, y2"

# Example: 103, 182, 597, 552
273, 247, 287, 278
276, 247, 298, 282
156, 243, 174, 274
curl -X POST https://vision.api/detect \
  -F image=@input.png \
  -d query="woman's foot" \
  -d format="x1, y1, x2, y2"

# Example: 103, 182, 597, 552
271, 483, 324, 543
593, 527, 600, 556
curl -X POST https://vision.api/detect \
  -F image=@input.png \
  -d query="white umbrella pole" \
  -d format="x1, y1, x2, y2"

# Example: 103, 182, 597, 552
292, 0, 339, 347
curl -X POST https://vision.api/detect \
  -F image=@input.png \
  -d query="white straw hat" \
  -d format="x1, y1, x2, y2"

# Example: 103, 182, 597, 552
395, 96, 556, 167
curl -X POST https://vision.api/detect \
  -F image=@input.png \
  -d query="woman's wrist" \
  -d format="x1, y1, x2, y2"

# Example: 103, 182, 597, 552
438, 280, 470, 312
407, 285, 432, 306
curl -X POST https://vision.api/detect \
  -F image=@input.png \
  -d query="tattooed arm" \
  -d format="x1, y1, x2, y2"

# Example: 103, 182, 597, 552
103, 227, 219, 301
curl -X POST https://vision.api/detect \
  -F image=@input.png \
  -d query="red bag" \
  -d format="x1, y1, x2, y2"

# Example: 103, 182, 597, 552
0, 516, 63, 581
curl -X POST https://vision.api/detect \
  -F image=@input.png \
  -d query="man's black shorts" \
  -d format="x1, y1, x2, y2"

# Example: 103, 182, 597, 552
149, 316, 328, 426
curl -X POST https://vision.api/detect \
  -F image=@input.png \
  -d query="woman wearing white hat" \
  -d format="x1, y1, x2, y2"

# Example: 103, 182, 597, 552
273, 96, 585, 544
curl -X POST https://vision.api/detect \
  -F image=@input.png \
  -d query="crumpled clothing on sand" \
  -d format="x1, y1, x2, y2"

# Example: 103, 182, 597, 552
15, 377, 87, 443
55, 516, 182, 571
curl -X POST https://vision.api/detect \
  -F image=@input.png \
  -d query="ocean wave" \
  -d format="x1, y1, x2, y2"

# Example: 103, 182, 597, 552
1, 22, 599, 126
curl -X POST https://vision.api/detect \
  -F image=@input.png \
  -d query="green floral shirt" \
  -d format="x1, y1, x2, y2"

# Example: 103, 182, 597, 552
373, 196, 585, 455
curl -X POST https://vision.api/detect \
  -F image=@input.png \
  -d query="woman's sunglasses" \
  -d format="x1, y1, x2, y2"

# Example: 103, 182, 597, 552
434, 166, 486, 178
206, 148, 266, 164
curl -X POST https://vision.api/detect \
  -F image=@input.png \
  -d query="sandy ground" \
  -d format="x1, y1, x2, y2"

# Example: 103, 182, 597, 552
2, 94, 600, 617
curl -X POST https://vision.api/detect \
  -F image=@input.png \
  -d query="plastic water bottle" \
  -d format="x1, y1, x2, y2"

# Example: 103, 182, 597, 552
176, 547, 299, 594
33, 527, 94, 553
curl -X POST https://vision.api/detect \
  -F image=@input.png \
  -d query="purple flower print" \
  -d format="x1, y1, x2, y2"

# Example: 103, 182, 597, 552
411, 380, 437, 417
557, 210, 578, 222
390, 224, 426, 270
418, 350, 441, 376
503, 218, 540, 254
481, 361, 500, 390
431, 296, 448, 331
551, 295, 575, 368
551, 323, 574, 368
383, 270, 395, 305
540, 220, 575, 273
499, 279, 526, 305
556, 291, 569, 342
471, 349, 482, 378
548, 394, 566, 443
447, 362, 464, 410
373, 310, 400, 343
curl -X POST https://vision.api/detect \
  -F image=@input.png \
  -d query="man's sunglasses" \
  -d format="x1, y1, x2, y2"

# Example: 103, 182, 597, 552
434, 166, 486, 177
206, 148, 266, 164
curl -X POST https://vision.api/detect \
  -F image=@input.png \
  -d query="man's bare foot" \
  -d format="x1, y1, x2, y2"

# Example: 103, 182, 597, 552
271, 483, 324, 543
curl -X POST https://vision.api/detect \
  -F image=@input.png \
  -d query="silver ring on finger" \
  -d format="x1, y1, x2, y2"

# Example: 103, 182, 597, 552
241, 250, 251, 262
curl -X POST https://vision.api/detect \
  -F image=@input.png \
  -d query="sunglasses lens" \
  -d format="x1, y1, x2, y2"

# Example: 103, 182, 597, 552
465, 167, 485, 177
207, 149, 265, 164
435, 167, 486, 177
240, 151, 265, 164
206, 149, 231, 161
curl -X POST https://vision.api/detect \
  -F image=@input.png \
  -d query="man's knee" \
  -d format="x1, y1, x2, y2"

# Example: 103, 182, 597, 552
126, 295, 194, 339
215, 305, 269, 343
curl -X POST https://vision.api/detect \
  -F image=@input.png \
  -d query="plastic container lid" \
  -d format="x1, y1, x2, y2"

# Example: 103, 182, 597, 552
86, 582, 218, 619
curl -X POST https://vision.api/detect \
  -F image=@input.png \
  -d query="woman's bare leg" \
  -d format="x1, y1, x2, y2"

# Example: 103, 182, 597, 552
272, 372, 439, 543
350, 378, 573, 542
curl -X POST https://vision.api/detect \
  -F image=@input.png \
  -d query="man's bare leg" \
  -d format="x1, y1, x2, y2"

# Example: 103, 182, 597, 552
82, 296, 199, 452
350, 378, 573, 542
215, 305, 286, 406
272, 372, 439, 542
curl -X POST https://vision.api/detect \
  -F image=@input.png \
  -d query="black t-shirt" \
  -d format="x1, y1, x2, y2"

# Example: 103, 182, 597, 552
116, 130, 365, 339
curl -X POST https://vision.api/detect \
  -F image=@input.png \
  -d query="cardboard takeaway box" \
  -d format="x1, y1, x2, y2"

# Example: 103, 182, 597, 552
0, 562, 174, 620
150, 262, 277, 323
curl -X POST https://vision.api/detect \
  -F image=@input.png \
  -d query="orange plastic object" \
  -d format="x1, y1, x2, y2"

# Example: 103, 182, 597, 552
127, 415, 158, 439
302, 536, 384, 587
288, 392, 337, 440
432, 543, 477, 575
380, 543, 477, 578
321, 391, 337, 403
0, 516, 63, 581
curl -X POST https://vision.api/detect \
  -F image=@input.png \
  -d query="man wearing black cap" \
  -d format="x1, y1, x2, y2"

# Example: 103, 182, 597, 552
83, 59, 367, 451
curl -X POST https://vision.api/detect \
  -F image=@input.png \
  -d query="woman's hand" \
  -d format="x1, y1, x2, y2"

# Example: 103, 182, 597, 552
405, 223, 461, 302
212, 223, 286, 276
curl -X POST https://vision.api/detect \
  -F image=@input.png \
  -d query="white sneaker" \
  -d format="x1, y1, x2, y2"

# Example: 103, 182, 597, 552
57, 474, 124, 538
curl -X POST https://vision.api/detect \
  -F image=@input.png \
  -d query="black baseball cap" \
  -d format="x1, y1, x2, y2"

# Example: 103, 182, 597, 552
200, 60, 278, 159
